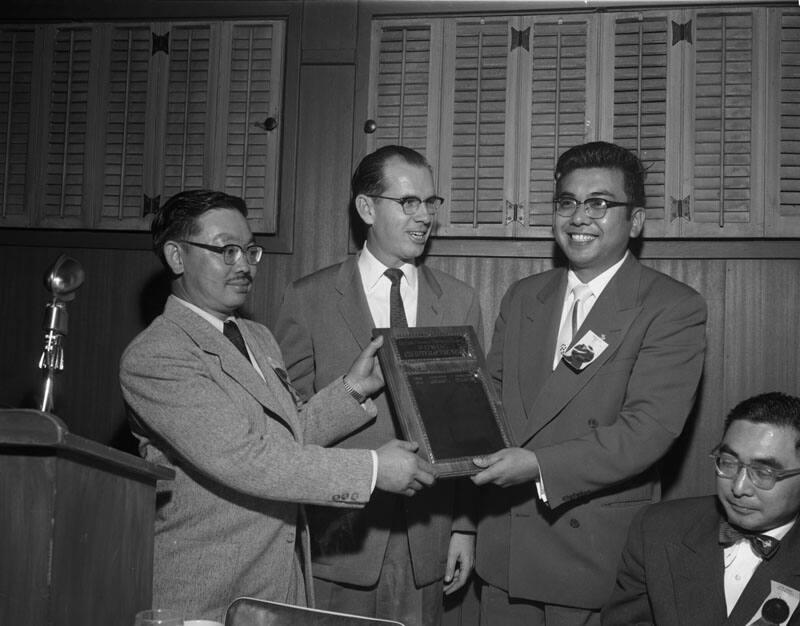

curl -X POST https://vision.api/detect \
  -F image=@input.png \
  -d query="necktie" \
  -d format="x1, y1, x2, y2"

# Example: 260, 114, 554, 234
384, 268, 408, 328
224, 319, 251, 363
224, 319, 301, 404
554, 283, 593, 368
718, 519, 780, 560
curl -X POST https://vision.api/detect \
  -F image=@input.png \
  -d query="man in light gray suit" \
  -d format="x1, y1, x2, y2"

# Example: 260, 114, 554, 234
120, 190, 435, 622
276, 146, 482, 626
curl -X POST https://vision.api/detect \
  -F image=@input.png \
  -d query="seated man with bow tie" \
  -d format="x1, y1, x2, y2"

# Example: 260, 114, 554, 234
603, 392, 800, 626
120, 189, 435, 622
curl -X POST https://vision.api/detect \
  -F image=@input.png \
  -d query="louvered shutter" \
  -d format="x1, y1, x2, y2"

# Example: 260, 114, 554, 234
41, 26, 92, 227
524, 16, 592, 233
98, 24, 150, 228
767, 8, 800, 235
612, 13, 670, 235
687, 10, 760, 235
0, 26, 34, 226
369, 20, 437, 156
161, 24, 211, 200
441, 17, 511, 234
221, 21, 283, 234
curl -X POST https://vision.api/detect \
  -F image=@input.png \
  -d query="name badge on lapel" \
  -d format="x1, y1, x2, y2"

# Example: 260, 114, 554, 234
561, 330, 608, 372
745, 581, 800, 626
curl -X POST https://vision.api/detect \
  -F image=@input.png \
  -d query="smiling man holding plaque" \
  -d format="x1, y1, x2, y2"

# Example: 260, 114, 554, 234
276, 145, 483, 626
471, 142, 708, 625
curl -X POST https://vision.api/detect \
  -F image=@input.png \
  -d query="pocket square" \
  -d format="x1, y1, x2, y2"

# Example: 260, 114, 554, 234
562, 330, 608, 372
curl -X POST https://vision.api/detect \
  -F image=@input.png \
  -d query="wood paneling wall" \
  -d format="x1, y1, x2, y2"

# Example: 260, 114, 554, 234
1, 0, 799, 506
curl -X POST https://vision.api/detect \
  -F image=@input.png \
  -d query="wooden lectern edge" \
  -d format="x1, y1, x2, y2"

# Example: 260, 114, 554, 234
0, 408, 174, 482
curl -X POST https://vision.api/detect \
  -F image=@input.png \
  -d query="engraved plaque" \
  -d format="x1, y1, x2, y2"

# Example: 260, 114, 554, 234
375, 326, 514, 478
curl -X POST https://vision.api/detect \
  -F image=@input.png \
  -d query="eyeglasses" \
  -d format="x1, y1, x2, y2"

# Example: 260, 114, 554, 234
367, 194, 444, 215
711, 452, 800, 490
180, 241, 264, 265
554, 197, 633, 219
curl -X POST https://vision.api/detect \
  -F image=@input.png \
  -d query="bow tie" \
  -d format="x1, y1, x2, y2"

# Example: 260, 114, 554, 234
719, 520, 780, 560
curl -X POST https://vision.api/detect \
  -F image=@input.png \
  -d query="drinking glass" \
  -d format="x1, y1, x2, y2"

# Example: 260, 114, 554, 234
133, 608, 184, 626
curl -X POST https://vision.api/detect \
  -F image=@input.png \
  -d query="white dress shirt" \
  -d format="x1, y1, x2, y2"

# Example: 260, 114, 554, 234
358, 243, 419, 328
723, 519, 795, 615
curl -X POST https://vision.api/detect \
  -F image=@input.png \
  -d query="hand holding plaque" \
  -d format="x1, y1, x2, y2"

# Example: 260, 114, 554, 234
375, 326, 514, 478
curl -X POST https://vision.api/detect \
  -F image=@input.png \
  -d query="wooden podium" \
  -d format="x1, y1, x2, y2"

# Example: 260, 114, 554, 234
0, 409, 173, 626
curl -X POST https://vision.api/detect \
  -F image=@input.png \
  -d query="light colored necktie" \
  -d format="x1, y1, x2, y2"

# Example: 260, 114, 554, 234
554, 283, 593, 368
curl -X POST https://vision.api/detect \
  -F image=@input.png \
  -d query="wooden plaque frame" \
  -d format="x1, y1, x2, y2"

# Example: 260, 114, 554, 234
374, 325, 514, 478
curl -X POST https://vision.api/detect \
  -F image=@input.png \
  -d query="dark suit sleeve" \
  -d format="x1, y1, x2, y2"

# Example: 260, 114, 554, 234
602, 507, 655, 625
535, 288, 706, 505
275, 281, 318, 401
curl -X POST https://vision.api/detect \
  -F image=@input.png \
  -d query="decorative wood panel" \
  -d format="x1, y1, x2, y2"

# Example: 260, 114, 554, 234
0, 26, 34, 227
220, 20, 284, 234
161, 23, 212, 200
99, 24, 151, 229
686, 9, 761, 236
524, 15, 592, 232
612, 12, 671, 234
369, 20, 438, 155
40, 26, 93, 228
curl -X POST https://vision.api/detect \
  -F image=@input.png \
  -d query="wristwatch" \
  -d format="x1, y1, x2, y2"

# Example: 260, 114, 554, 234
342, 376, 367, 404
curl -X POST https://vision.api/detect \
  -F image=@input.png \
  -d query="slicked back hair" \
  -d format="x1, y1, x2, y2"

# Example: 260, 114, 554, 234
152, 190, 248, 267
350, 145, 433, 200
555, 141, 646, 212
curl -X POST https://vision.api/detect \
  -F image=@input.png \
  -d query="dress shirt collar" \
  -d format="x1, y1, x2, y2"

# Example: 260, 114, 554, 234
566, 250, 629, 296
172, 295, 227, 332
358, 243, 418, 293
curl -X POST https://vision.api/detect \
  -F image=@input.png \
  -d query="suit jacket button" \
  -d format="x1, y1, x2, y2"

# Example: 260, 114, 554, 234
287, 532, 295, 543
569, 518, 580, 528
588, 418, 598, 428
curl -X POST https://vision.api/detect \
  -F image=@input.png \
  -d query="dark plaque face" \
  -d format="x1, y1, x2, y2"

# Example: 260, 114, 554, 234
396, 335, 470, 360
407, 371, 506, 459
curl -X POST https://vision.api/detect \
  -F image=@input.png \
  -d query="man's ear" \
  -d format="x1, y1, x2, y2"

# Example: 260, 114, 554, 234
629, 207, 645, 238
354, 194, 376, 226
163, 241, 185, 275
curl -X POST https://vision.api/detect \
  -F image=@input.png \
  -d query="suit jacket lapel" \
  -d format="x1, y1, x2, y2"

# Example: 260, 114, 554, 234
335, 255, 375, 350
164, 297, 300, 438
665, 507, 728, 624
416, 265, 445, 327
521, 257, 643, 444
726, 521, 800, 625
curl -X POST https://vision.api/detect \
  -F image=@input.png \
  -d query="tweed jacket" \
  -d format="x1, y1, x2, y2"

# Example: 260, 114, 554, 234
275, 254, 483, 587
603, 496, 800, 626
476, 254, 707, 608
120, 296, 375, 621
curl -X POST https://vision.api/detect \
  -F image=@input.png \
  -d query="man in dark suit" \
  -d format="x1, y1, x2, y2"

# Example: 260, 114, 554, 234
603, 391, 800, 626
275, 145, 482, 626
120, 190, 434, 621
471, 141, 707, 625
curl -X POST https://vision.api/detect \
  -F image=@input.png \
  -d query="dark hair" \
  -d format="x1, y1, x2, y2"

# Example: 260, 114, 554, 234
350, 145, 432, 200
151, 190, 248, 266
349, 145, 433, 245
555, 141, 646, 210
724, 392, 800, 449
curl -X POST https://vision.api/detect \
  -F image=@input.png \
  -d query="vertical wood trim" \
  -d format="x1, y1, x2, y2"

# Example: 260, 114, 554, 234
590, 13, 611, 142
750, 8, 767, 233
437, 18, 456, 232
664, 10, 686, 237
426, 19, 444, 188
205, 22, 223, 188
763, 8, 780, 236
85, 25, 110, 228
511, 16, 532, 230
145, 21, 169, 205
28, 25, 54, 226
364, 20, 383, 156
678, 10, 695, 235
